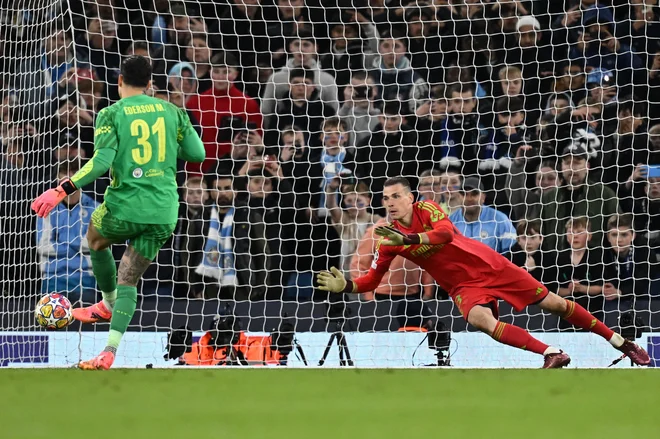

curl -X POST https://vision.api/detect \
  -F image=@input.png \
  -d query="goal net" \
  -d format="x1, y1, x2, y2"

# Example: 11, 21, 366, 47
0, 0, 658, 368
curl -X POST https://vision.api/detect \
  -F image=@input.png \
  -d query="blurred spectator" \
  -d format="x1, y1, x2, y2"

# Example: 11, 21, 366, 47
553, 60, 587, 106
273, 67, 336, 147
14, 28, 75, 117
587, 68, 617, 107
502, 16, 553, 101
321, 13, 378, 88
74, 67, 107, 113
326, 178, 381, 274
539, 145, 619, 251
449, 177, 517, 254
218, 0, 268, 73
151, 3, 199, 89
318, 117, 354, 215
186, 51, 262, 173
167, 62, 198, 102
438, 170, 463, 216
266, 0, 308, 68
351, 218, 434, 328
555, 216, 605, 325
442, 83, 481, 176
173, 176, 213, 299
278, 126, 323, 211
370, 29, 428, 114
244, 169, 297, 299
36, 162, 98, 304
262, 30, 339, 131
570, 12, 643, 92
496, 65, 541, 126
77, 17, 121, 99
182, 33, 212, 94
356, 103, 430, 210
414, 85, 454, 168
197, 173, 272, 300
48, 91, 95, 158
600, 98, 648, 188
124, 41, 149, 58
603, 214, 657, 310
505, 219, 557, 291
0, 122, 41, 297
620, 170, 660, 250
404, 5, 443, 85
337, 70, 380, 150
544, 92, 573, 118
478, 97, 533, 176
417, 169, 442, 205
508, 159, 559, 221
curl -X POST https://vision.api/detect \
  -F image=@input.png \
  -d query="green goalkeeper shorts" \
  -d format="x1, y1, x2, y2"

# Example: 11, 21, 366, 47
91, 203, 177, 261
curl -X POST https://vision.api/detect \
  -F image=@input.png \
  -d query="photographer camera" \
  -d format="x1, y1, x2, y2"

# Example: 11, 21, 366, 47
177, 312, 305, 366
179, 313, 248, 366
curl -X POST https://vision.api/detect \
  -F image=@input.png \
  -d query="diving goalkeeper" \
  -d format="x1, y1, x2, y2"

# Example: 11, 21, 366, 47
317, 177, 650, 368
31, 56, 206, 370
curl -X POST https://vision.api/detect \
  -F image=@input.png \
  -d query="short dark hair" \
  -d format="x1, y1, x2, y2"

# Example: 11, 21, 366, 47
322, 116, 346, 132
607, 213, 635, 231
289, 67, 314, 83
383, 176, 412, 192
211, 50, 238, 69
382, 101, 403, 117
516, 219, 542, 236
120, 55, 152, 88
447, 82, 475, 97
566, 216, 590, 231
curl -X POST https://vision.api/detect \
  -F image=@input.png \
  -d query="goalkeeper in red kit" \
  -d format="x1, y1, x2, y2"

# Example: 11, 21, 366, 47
317, 177, 650, 368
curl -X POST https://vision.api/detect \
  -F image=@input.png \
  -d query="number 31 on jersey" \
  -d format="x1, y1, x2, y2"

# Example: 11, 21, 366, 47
131, 117, 166, 165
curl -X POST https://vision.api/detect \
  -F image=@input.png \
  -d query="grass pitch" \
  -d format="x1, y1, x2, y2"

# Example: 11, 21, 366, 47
1, 369, 657, 439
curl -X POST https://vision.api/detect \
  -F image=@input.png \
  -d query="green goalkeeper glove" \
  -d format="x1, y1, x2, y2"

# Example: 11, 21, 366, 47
374, 225, 422, 246
317, 267, 354, 293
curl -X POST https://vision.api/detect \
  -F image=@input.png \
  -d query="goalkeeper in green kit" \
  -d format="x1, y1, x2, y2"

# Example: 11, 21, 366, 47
31, 56, 205, 370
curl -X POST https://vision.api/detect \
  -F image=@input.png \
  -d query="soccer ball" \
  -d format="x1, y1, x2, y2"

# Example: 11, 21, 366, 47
35, 293, 74, 330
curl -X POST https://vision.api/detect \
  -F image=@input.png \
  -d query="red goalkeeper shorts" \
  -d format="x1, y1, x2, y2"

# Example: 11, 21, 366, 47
450, 265, 549, 320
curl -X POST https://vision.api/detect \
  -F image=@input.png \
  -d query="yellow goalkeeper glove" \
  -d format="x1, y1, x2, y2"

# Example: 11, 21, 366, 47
374, 225, 422, 246
317, 267, 353, 293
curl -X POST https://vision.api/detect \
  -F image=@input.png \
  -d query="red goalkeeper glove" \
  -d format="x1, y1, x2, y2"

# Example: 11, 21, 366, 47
31, 179, 77, 218
374, 225, 422, 246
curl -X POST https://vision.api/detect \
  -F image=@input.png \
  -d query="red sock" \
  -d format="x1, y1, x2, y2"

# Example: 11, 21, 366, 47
492, 322, 548, 355
562, 300, 614, 340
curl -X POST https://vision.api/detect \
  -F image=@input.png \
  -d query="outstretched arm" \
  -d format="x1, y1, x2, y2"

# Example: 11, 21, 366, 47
318, 241, 394, 294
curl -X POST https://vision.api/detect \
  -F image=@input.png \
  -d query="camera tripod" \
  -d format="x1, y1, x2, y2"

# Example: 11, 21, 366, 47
318, 330, 354, 366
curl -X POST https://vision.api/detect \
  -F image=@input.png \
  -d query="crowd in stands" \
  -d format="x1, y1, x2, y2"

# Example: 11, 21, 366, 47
0, 0, 659, 328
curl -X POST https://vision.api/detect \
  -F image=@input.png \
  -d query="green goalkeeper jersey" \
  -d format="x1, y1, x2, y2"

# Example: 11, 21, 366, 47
91, 94, 205, 224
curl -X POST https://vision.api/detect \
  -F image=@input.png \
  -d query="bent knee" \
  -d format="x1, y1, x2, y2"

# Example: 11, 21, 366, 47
467, 306, 498, 336
87, 235, 108, 252
539, 292, 568, 314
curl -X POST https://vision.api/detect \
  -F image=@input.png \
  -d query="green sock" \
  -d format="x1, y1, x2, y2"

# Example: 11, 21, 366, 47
90, 248, 117, 309
106, 285, 137, 352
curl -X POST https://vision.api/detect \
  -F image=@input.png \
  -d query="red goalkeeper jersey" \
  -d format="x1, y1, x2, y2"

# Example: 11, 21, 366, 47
353, 200, 512, 294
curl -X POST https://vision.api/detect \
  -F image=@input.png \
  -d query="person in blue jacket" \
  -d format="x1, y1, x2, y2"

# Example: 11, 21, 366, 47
449, 177, 517, 254
36, 162, 100, 304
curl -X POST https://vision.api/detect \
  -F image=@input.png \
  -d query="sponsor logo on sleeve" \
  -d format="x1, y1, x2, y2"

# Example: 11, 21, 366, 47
371, 250, 379, 269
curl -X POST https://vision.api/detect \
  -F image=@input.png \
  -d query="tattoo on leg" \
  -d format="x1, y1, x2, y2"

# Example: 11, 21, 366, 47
117, 246, 151, 286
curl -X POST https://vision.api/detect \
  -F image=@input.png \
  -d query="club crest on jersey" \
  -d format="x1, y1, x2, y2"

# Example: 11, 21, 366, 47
133, 168, 143, 178
371, 250, 379, 269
